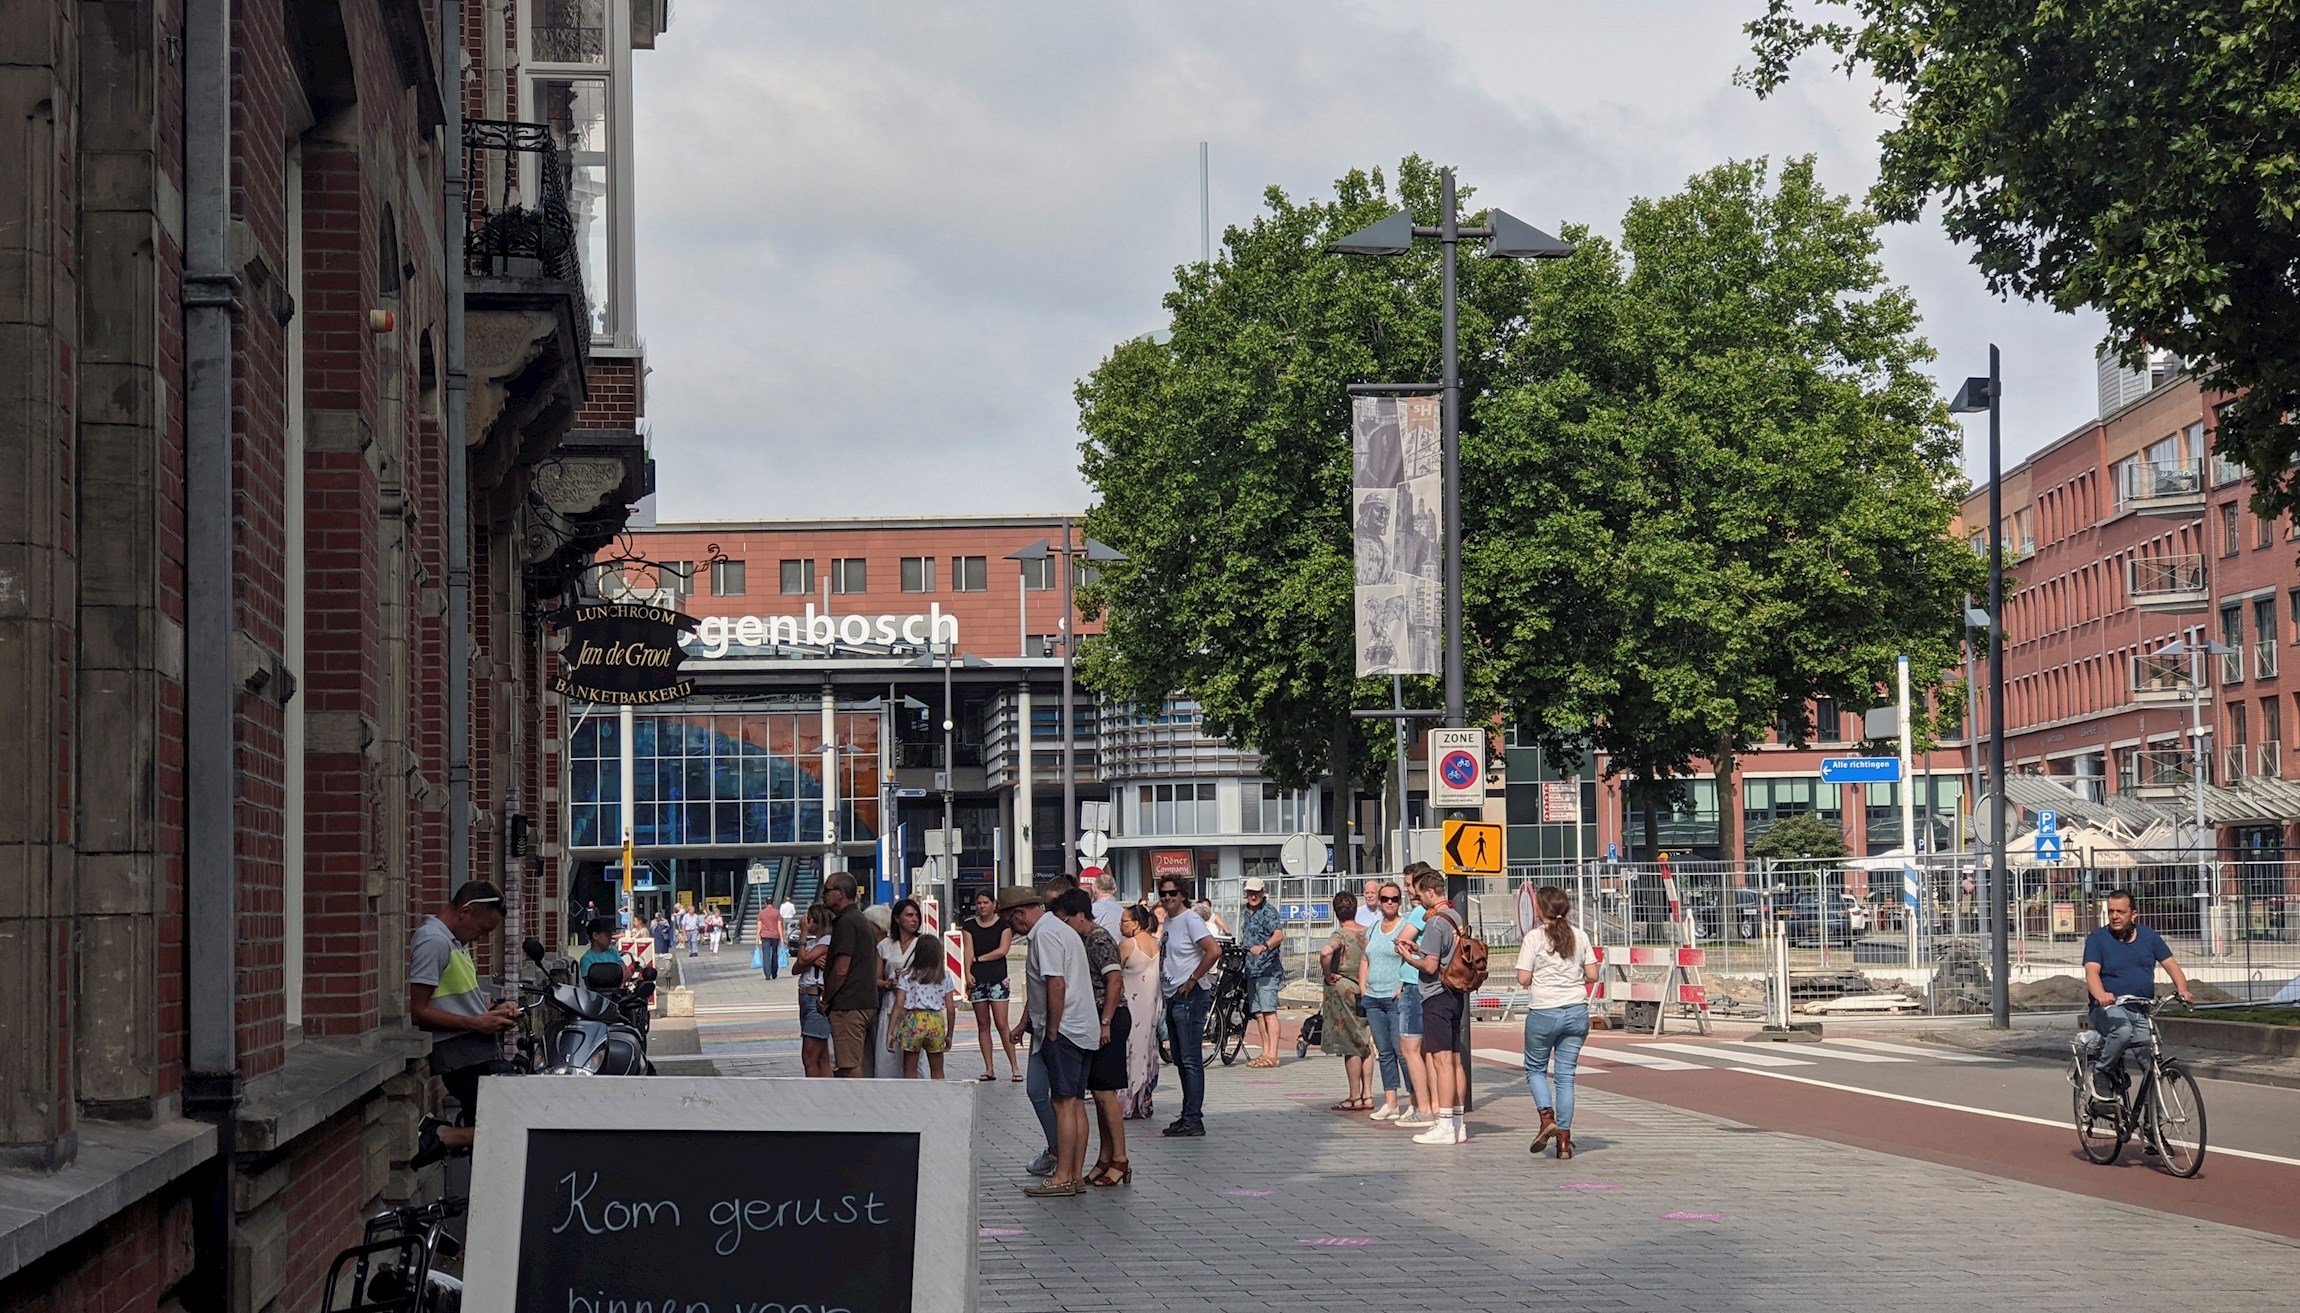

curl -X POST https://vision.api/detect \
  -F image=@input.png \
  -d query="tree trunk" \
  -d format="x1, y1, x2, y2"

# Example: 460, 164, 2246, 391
1329, 716, 1355, 876
1640, 776, 1662, 861
1714, 742, 1741, 864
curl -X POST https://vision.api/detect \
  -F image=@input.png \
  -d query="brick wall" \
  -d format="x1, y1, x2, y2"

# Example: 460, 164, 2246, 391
576, 355, 643, 429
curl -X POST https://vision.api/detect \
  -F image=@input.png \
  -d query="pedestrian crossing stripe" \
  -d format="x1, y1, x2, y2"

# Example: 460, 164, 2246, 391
1471, 1038, 2008, 1074
1640, 1041, 1811, 1068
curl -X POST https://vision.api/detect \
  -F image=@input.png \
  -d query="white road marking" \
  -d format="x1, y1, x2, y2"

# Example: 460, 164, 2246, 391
1724, 1067, 2300, 1169
1641, 1042, 1815, 1069
1824, 1036, 2007, 1063
1786, 1042, 1911, 1064
1473, 1047, 1610, 1074
1585, 1045, 1705, 1071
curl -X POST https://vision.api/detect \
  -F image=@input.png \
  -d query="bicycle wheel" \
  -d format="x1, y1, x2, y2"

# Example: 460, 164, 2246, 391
1219, 995, 1249, 1066
2149, 1064, 2207, 1178
2073, 1066, 2122, 1165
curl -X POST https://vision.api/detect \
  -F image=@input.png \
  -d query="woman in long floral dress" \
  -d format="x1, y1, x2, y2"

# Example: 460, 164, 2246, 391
1319, 890, 1375, 1111
1117, 904, 1162, 1119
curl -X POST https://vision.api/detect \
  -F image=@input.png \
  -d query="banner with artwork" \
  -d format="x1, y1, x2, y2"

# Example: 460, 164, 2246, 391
1352, 395, 1441, 675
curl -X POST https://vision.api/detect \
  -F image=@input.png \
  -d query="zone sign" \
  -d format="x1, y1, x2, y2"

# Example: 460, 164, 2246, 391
1428, 728, 1488, 808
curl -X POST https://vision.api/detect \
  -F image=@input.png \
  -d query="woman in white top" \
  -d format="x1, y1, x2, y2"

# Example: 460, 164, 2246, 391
1515, 885, 1600, 1160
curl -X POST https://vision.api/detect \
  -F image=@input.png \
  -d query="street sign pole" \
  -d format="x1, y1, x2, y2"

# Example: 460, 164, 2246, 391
1900, 655, 1919, 971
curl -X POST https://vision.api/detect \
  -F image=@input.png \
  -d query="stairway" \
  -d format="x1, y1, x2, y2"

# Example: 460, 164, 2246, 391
785, 858, 823, 913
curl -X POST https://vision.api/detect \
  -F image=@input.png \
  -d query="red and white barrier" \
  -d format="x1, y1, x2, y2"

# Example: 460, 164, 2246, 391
921, 896, 969, 1003
1568, 855, 1713, 1036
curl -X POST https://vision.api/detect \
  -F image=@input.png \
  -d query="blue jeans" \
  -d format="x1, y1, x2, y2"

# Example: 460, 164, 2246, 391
1165, 986, 1212, 1124
1362, 993, 1406, 1092
1026, 1037, 1057, 1152
2089, 1003, 2144, 1090
1523, 1003, 1591, 1129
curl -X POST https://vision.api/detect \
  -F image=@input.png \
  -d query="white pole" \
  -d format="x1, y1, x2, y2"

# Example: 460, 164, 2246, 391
822, 683, 841, 874
619, 702, 636, 908
1015, 681, 1034, 888
2191, 648, 2213, 956
1900, 655, 1918, 969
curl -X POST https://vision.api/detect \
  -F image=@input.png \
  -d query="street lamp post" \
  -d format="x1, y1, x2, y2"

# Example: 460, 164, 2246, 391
2154, 637, 2232, 957
1008, 529, 1125, 880
1949, 348, 2009, 1026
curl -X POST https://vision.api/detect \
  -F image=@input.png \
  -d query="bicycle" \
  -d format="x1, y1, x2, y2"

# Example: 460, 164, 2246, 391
317, 1196, 466, 1312
2069, 994, 2207, 1178
1205, 943, 1251, 1067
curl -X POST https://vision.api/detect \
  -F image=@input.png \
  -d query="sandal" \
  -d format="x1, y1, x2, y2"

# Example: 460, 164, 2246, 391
979, 1072, 997, 1082
1088, 1159, 1132, 1187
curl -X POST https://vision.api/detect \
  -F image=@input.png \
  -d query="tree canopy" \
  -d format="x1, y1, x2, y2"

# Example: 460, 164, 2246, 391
1745, 1, 2300, 515
1749, 811, 1851, 862
1467, 157, 1983, 859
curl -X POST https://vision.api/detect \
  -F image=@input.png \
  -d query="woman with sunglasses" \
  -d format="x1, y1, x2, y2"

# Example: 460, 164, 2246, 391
1359, 880, 1432, 1124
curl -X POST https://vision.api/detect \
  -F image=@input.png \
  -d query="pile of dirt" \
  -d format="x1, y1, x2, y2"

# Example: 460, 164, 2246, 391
2008, 975, 2238, 1009
1706, 975, 1770, 1005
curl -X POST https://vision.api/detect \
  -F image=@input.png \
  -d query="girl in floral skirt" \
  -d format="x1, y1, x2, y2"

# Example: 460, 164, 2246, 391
892, 936, 957, 1079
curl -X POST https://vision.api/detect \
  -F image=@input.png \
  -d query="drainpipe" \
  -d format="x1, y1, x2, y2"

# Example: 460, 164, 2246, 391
182, 0, 240, 1301
445, 0, 472, 893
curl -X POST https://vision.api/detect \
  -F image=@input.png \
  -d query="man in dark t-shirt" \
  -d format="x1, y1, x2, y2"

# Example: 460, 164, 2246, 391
822, 872, 878, 1077
2081, 889, 2193, 1105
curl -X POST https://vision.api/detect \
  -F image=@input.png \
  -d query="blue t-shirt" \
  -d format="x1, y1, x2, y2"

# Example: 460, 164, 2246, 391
1239, 904, 1285, 979
2084, 925, 2170, 1002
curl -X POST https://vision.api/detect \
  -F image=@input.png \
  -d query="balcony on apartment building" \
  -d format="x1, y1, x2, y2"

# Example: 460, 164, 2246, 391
2254, 639, 2280, 682
2117, 457, 2208, 517
2224, 744, 2251, 786
2262, 740, 2284, 780
2130, 651, 2213, 708
2125, 554, 2209, 614
2122, 746, 2201, 801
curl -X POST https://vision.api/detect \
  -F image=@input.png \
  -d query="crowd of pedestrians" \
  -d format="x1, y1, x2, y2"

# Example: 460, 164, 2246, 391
767, 865, 1609, 1192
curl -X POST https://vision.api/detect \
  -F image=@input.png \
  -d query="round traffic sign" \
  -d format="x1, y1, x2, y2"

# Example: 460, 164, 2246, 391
1280, 832, 1329, 877
1516, 883, 1536, 936
1439, 750, 1481, 791
1076, 830, 1109, 860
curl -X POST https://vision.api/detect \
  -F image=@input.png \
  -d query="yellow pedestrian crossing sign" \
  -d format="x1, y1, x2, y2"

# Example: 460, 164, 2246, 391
1442, 819, 1504, 877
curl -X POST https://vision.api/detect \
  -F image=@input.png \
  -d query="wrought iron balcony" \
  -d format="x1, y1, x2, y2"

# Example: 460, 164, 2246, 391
2125, 554, 2208, 613
462, 117, 589, 361
2125, 747, 2199, 799
2117, 457, 2206, 516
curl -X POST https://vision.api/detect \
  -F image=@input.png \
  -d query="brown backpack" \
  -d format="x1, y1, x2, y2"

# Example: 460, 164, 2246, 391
1434, 909, 1489, 992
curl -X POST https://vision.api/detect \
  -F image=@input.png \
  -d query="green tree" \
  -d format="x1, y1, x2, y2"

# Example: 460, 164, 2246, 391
1075, 159, 1539, 863
1468, 158, 1985, 860
1748, 811, 1851, 862
1744, 1, 2300, 515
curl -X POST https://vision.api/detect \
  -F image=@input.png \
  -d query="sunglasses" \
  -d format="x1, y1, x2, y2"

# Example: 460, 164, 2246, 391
1378, 896, 1401, 904
1159, 889, 1182, 898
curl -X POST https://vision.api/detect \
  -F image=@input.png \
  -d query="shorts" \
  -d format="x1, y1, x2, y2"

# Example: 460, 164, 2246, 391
829, 1008, 874, 1071
1088, 1008, 1131, 1092
894, 1008, 950, 1053
1046, 1033, 1095, 1100
1398, 981, 1423, 1038
1420, 986, 1468, 1054
797, 989, 831, 1040
970, 977, 1011, 1002
1248, 974, 1282, 1015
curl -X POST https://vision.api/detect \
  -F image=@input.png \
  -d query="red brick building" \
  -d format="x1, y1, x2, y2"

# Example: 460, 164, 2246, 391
0, 1, 668, 1309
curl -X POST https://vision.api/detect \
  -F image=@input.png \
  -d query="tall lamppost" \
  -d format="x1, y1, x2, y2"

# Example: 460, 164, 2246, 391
1328, 171, 1573, 740
910, 647, 990, 921
2154, 637, 2233, 957
1949, 349, 2008, 1025
1008, 526, 1125, 879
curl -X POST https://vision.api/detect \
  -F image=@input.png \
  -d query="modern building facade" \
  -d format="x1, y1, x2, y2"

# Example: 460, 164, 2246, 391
0, 1, 669, 1309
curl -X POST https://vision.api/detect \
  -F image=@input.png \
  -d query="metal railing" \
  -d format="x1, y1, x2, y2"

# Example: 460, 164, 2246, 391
2126, 554, 2208, 603
2255, 639, 2280, 680
2129, 746, 2199, 793
2222, 644, 2247, 685
2131, 652, 2206, 702
2262, 740, 2284, 779
2118, 457, 2207, 504
2224, 745, 2250, 784
462, 118, 590, 360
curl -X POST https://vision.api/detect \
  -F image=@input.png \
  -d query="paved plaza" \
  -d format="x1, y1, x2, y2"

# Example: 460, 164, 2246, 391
675, 950, 2300, 1312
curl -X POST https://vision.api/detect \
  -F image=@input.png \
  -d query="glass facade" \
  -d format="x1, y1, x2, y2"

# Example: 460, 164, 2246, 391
568, 710, 881, 849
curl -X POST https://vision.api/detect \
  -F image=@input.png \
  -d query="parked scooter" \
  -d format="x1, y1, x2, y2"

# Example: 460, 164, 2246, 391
520, 937, 656, 1076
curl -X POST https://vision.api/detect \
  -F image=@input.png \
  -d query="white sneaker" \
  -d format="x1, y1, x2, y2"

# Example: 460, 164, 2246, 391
1396, 1108, 1435, 1128
1369, 1104, 1400, 1122
1412, 1120, 1461, 1145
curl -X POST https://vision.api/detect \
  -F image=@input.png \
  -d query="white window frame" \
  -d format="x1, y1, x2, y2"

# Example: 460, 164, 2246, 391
519, 0, 638, 350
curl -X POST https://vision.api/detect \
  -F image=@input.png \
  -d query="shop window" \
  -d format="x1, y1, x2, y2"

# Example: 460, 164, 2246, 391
779, 559, 813, 595
710, 559, 746, 597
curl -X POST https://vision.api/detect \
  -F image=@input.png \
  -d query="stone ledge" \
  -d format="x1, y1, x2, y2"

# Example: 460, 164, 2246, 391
0, 1116, 215, 1282
235, 1034, 430, 1154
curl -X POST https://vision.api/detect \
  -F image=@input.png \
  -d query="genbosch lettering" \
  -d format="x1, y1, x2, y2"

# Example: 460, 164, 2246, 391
684, 604, 959, 659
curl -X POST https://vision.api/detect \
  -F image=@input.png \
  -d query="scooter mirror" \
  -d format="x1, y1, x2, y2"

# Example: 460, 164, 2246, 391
522, 936, 548, 964
640, 966, 659, 981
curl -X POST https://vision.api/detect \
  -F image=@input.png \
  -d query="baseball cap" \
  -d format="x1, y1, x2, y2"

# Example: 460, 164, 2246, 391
1242, 877, 1267, 893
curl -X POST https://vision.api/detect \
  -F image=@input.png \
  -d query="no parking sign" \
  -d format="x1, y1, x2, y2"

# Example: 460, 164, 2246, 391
1428, 728, 1487, 807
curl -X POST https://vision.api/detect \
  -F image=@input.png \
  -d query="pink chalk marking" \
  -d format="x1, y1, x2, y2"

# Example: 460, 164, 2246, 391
1299, 1237, 1377, 1247
1659, 1211, 1723, 1221
979, 1227, 1027, 1238
1245, 1079, 1284, 1086
1221, 1189, 1273, 1198
1558, 1182, 1622, 1191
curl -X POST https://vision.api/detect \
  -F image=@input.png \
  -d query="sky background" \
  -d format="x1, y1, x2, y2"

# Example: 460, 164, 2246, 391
631, 2, 2108, 520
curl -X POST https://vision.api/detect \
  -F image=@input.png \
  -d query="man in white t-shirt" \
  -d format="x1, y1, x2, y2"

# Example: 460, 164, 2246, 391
1353, 879, 1382, 929
1156, 878, 1219, 1137
1008, 887, 1099, 1196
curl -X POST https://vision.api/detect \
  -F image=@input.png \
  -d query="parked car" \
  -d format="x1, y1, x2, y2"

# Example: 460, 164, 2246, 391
1733, 888, 1772, 941
1785, 895, 1856, 947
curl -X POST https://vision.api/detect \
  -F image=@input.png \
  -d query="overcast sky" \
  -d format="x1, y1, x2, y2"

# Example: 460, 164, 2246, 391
631, 2, 2108, 520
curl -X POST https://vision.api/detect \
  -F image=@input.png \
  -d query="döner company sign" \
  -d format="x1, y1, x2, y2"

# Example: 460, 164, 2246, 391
551, 602, 698, 705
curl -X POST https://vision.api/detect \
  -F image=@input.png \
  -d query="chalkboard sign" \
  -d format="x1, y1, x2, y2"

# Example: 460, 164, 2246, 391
464, 1077, 978, 1313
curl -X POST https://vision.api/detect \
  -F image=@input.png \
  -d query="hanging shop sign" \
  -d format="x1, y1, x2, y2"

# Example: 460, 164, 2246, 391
551, 602, 698, 705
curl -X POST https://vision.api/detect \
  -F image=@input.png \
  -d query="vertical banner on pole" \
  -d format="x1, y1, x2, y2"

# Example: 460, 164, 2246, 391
1352, 396, 1443, 676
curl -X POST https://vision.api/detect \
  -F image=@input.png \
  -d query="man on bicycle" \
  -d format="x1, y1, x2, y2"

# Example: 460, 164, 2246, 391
2082, 889, 2194, 1107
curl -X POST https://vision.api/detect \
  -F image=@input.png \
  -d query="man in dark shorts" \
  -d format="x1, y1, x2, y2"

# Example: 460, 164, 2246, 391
1008, 885, 1098, 1196
1397, 865, 1467, 1146
820, 872, 877, 1077
408, 881, 521, 1165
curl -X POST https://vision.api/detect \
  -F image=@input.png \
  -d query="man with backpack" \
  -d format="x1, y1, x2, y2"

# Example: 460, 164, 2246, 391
1395, 865, 1485, 1146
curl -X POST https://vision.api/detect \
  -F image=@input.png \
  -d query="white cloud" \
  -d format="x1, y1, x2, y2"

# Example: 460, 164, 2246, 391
631, 1, 2106, 517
